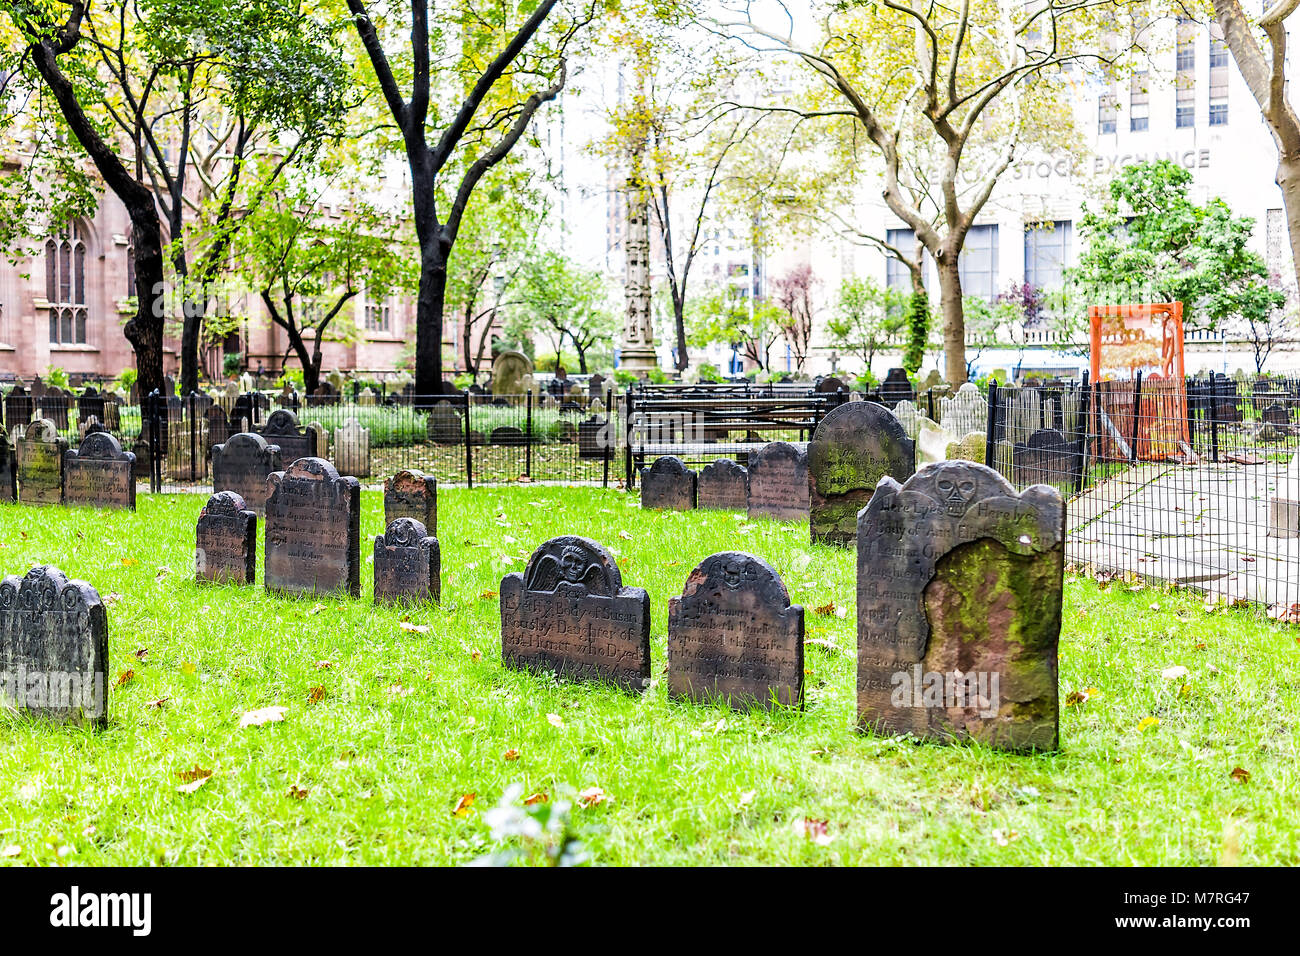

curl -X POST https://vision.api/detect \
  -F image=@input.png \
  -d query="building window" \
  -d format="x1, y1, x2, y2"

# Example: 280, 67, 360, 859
1130, 71, 1149, 132
885, 228, 924, 293
959, 224, 999, 302
1209, 23, 1229, 124
364, 297, 391, 333
1098, 92, 1118, 135
1024, 221, 1072, 289
1209, 24, 1229, 68
1176, 18, 1196, 71
1175, 19, 1196, 128
45, 221, 88, 345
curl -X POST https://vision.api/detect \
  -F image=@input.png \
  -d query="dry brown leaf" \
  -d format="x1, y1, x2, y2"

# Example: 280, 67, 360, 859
523, 792, 549, 806
308, 685, 327, 704
814, 602, 836, 617
133, 647, 148, 661
577, 786, 607, 809
115, 669, 135, 687
1065, 690, 1087, 707
315, 660, 333, 670
145, 697, 170, 709
503, 748, 520, 761
792, 817, 834, 845
1230, 766, 1251, 784
176, 765, 212, 784
452, 793, 476, 817
399, 622, 431, 635
0, 845, 20, 858
479, 589, 497, 600
103, 592, 123, 607
307, 603, 326, 616
286, 784, 309, 800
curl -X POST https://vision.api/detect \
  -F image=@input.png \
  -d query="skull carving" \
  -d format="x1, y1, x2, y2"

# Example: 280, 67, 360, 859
935, 466, 978, 516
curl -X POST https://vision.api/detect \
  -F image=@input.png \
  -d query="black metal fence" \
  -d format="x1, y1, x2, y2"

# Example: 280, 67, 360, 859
984, 374, 1300, 611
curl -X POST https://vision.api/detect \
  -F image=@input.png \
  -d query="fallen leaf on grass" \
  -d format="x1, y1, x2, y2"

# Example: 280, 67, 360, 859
315, 660, 333, 670
577, 787, 607, 809
1137, 716, 1160, 732
145, 697, 170, 709
792, 817, 833, 845
992, 829, 1020, 847
180, 661, 197, 675
452, 793, 476, 817
121, 557, 138, 567
133, 647, 148, 661
814, 602, 836, 617
1267, 603, 1300, 624
479, 589, 497, 600
239, 706, 287, 728
738, 790, 756, 808
1230, 767, 1250, 784
618, 530, 633, 540
177, 765, 212, 784
546, 713, 564, 728
115, 670, 135, 687
307, 603, 326, 616
503, 749, 520, 761
399, 622, 431, 635
523, 792, 549, 806
103, 593, 123, 608
0, 845, 20, 858
286, 784, 309, 800
1065, 690, 1087, 707
1160, 665, 1189, 680
154, 566, 172, 583
308, 685, 327, 704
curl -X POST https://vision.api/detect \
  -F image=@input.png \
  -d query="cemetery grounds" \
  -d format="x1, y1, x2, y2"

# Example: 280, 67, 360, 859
1, 486, 1298, 866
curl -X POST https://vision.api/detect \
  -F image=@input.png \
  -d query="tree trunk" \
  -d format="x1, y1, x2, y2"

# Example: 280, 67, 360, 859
1277, 157, 1300, 293
415, 245, 447, 399
937, 255, 966, 385
673, 296, 689, 372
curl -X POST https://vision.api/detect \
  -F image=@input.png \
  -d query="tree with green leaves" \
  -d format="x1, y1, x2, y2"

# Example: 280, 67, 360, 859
1068, 160, 1285, 335
238, 169, 414, 394
825, 277, 906, 373
714, 0, 1141, 385
345, 0, 599, 397
514, 250, 617, 374
1, 0, 348, 396
690, 283, 785, 372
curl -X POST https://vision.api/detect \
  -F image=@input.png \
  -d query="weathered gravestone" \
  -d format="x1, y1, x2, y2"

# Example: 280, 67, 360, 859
374, 518, 440, 605
578, 417, 610, 459
384, 469, 437, 537
0, 424, 15, 502
666, 552, 804, 709
857, 461, 1064, 751
500, 535, 650, 690
746, 441, 809, 521
1268, 453, 1300, 538
490, 426, 526, 446
808, 401, 915, 545
17, 418, 67, 505
258, 409, 314, 465
206, 404, 233, 451
946, 431, 987, 464
891, 399, 929, 440
0, 565, 108, 728
426, 402, 463, 444
940, 382, 989, 437
196, 491, 257, 586
1013, 428, 1080, 490
816, 376, 847, 394
640, 455, 696, 510
212, 433, 283, 512
63, 432, 136, 510
4, 385, 33, 430
492, 349, 533, 399
264, 458, 361, 599
879, 368, 914, 408
334, 418, 371, 477
306, 421, 329, 463
697, 459, 748, 510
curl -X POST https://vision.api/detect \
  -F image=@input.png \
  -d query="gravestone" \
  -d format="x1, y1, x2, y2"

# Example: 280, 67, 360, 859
131, 439, 152, 482
940, 382, 989, 437
373, 518, 440, 605
426, 402, 463, 444
306, 421, 329, 463
358, 387, 378, 406
697, 459, 748, 510
1268, 453, 1300, 538
40, 391, 70, 430
490, 426, 526, 446
63, 432, 136, 509
808, 401, 915, 546
555, 420, 577, 443
879, 368, 914, 408
578, 417, 610, 460
212, 432, 283, 512
206, 404, 233, 452
746, 441, 810, 521
640, 455, 696, 510
0, 565, 108, 728
946, 431, 988, 463
492, 349, 532, 399
588, 373, 606, 399
916, 418, 955, 466
230, 393, 255, 433
257, 409, 315, 464
857, 461, 1064, 751
5, 386, 33, 430
1012, 428, 1079, 490
816, 376, 847, 394
667, 552, 804, 709
264, 457, 361, 598
334, 418, 370, 477
77, 387, 104, 424
196, 491, 257, 585
891, 400, 928, 440
385, 469, 437, 537
500, 535, 650, 690
0, 424, 14, 502
17, 418, 67, 505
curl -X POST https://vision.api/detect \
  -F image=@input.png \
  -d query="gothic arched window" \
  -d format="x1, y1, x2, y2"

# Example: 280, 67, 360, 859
46, 221, 89, 345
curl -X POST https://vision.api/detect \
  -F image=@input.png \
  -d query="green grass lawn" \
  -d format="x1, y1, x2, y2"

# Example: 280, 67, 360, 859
0, 486, 1297, 866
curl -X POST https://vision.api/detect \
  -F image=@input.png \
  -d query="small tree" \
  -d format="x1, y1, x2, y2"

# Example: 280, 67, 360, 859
240, 179, 412, 393
771, 264, 818, 373
825, 277, 907, 373
515, 251, 617, 374
691, 284, 785, 371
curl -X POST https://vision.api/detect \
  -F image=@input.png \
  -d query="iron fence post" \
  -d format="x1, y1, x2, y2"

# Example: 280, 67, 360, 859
147, 389, 161, 494
625, 389, 634, 490
464, 390, 473, 489
983, 380, 998, 469
602, 387, 612, 489
525, 389, 533, 479
188, 391, 197, 481
1130, 370, 1144, 465
1077, 377, 1093, 496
